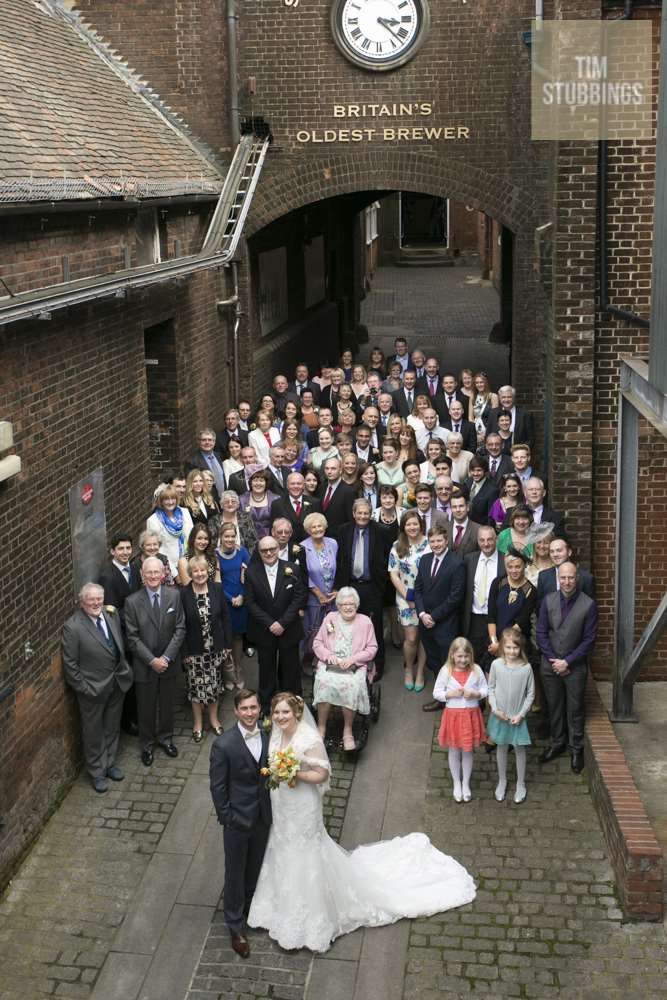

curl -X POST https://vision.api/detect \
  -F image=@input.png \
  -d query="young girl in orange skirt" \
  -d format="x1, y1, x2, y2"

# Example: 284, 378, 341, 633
433, 638, 488, 803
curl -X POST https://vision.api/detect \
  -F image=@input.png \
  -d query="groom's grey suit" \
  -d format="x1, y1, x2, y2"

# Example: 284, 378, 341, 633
210, 726, 272, 935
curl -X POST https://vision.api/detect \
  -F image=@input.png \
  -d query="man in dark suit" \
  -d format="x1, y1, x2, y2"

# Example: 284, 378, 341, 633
210, 688, 271, 959
415, 523, 466, 710
244, 538, 304, 714
289, 362, 321, 404
485, 386, 535, 449
461, 526, 501, 668
228, 446, 260, 496
320, 456, 356, 536
437, 373, 468, 421
391, 369, 419, 419
352, 424, 381, 465
410, 348, 427, 380
361, 405, 385, 451
271, 374, 300, 416
266, 445, 288, 495
386, 335, 414, 374
537, 538, 596, 603
97, 532, 141, 736
446, 494, 482, 557
269, 471, 321, 543
416, 357, 442, 402
217, 408, 250, 457
62, 582, 134, 792
523, 477, 565, 537
463, 457, 499, 524
306, 407, 335, 449
124, 557, 186, 766
334, 498, 390, 677
441, 400, 477, 453
185, 427, 226, 497
377, 392, 395, 434
477, 433, 513, 485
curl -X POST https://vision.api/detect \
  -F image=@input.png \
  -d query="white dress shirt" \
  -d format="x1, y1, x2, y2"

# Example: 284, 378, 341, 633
529, 503, 544, 524
416, 425, 449, 452
265, 562, 279, 596
112, 559, 132, 584
472, 550, 499, 615
238, 721, 262, 762
88, 613, 110, 639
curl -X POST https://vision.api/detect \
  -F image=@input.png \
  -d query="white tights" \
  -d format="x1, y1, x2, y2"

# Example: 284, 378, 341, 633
496, 745, 527, 791
448, 748, 474, 795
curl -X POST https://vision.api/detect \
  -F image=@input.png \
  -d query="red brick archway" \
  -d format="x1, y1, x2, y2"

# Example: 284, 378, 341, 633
246, 148, 540, 239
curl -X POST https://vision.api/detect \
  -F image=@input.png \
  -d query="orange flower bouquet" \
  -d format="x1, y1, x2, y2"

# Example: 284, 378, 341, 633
260, 746, 301, 790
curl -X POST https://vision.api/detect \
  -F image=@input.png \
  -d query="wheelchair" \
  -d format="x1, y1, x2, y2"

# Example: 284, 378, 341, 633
311, 661, 382, 756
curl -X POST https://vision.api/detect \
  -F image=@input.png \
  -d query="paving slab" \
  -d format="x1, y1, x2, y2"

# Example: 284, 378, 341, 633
177, 814, 225, 907
157, 774, 213, 856
137, 903, 214, 1000
90, 954, 151, 1000
112, 851, 191, 955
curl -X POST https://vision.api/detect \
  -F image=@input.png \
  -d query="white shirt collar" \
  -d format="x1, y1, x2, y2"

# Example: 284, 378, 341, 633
237, 721, 260, 738
113, 559, 131, 574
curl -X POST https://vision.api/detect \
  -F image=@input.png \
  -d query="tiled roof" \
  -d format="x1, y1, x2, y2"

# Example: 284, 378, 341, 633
0, 0, 223, 202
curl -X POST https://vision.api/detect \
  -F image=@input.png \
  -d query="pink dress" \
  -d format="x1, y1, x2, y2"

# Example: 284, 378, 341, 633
438, 670, 486, 751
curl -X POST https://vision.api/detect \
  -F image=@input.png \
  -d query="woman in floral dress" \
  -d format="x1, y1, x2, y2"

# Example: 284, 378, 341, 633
388, 509, 430, 692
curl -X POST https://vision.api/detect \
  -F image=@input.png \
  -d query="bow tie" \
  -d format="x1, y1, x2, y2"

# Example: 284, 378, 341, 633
244, 728, 260, 740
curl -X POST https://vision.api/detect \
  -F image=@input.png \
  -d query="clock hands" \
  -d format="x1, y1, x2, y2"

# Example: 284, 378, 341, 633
377, 16, 401, 41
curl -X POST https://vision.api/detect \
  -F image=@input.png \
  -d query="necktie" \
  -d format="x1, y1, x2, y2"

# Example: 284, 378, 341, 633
206, 452, 225, 496
264, 432, 272, 446
429, 379, 436, 397
406, 392, 413, 409
490, 457, 498, 475
431, 556, 440, 578
96, 616, 106, 638
470, 481, 479, 498
454, 524, 464, 548
323, 485, 333, 510
428, 430, 434, 441
123, 566, 131, 582
244, 728, 259, 741
475, 557, 489, 606
454, 423, 460, 434
294, 499, 302, 516
353, 529, 365, 579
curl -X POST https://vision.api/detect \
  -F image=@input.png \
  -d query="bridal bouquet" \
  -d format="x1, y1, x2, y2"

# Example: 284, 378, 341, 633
261, 747, 301, 790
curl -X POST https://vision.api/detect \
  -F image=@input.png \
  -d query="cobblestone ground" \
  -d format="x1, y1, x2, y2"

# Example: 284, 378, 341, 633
185, 751, 356, 1000
403, 727, 667, 1000
0, 694, 200, 1000
360, 262, 510, 383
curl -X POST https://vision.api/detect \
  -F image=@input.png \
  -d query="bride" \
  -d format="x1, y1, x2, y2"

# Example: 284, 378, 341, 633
247, 691, 476, 953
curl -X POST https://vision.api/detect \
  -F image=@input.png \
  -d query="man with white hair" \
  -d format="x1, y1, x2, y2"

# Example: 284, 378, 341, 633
485, 385, 535, 449
62, 583, 133, 792
125, 557, 186, 767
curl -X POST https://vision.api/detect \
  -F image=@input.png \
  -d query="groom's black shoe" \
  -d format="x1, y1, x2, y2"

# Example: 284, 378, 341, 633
231, 933, 250, 959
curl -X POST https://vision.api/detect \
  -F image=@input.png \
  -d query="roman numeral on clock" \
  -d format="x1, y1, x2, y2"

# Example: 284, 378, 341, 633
347, 16, 358, 24
401, 15, 412, 21
361, 36, 371, 49
398, 26, 409, 39
351, 26, 362, 39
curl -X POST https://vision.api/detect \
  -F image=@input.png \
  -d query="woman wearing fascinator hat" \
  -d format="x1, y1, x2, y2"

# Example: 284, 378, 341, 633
486, 546, 537, 661
524, 522, 556, 587
246, 690, 476, 954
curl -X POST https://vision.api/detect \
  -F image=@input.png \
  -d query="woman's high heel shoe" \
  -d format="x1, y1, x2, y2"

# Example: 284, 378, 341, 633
414, 678, 425, 692
404, 670, 414, 691
192, 730, 203, 743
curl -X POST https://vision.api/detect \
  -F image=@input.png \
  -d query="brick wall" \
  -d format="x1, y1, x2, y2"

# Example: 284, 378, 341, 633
590, 6, 664, 678
0, 207, 229, 886
74, 0, 231, 158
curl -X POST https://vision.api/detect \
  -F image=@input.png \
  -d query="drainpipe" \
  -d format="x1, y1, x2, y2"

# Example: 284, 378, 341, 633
598, 0, 650, 329
227, 0, 240, 148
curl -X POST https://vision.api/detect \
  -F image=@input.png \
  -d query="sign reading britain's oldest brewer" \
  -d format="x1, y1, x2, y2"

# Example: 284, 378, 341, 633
330, 0, 431, 72
296, 102, 469, 143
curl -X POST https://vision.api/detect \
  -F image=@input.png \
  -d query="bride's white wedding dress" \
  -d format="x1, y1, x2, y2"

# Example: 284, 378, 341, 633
247, 719, 476, 953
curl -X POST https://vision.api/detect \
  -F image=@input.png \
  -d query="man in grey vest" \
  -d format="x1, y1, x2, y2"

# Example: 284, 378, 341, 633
536, 562, 598, 774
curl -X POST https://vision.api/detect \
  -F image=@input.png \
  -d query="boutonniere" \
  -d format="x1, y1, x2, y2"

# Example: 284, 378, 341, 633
241, 562, 248, 571
284, 566, 293, 576
372, 449, 381, 459
326, 620, 336, 634
262, 716, 272, 733
303, 500, 311, 507
249, 423, 257, 431
291, 544, 301, 556
104, 605, 116, 615
313, 407, 320, 414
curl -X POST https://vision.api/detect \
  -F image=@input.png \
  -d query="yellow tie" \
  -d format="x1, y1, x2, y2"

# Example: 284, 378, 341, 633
475, 557, 488, 607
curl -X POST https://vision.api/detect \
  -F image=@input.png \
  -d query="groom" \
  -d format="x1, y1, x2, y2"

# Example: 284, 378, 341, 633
210, 688, 272, 959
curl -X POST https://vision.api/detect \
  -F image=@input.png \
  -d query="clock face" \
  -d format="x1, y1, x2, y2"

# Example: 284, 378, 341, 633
331, 0, 430, 72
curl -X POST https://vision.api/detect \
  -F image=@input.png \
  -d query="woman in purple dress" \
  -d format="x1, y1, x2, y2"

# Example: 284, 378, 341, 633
239, 468, 279, 541
300, 511, 339, 664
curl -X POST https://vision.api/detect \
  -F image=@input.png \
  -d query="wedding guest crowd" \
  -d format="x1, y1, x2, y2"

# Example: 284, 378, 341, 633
64, 336, 597, 792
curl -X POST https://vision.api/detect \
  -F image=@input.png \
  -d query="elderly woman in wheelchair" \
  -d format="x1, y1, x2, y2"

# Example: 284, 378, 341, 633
311, 587, 378, 751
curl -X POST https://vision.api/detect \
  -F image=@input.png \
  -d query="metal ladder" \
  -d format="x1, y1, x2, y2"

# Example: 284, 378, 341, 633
202, 134, 270, 258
